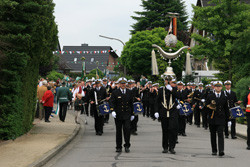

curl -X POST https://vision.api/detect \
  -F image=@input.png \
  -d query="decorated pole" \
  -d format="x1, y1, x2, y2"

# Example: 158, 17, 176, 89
81, 56, 86, 80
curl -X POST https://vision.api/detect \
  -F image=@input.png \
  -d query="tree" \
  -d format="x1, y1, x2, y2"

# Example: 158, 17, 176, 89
121, 27, 187, 81
131, 0, 188, 34
191, 0, 250, 83
0, 0, 58, 140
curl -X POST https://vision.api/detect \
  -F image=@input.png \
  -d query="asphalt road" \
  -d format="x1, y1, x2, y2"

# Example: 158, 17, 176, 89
43, 114, 250, 167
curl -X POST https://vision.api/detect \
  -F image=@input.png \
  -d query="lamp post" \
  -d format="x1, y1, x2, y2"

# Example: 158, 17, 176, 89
99, 35, 126, 76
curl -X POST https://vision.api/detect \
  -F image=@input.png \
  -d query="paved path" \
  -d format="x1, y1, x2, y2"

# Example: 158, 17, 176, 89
43, 115, 250, 167
0, 110, 79, 167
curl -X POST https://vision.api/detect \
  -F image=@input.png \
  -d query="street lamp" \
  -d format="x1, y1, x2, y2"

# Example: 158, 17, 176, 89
99, 35, 126, 76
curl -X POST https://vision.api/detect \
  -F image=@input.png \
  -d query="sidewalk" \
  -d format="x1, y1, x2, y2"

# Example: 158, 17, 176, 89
0, 110, 81, 167
235, 123, 248, 139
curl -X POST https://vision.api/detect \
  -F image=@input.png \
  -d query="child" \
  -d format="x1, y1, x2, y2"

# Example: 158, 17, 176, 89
74, 93, 83, 124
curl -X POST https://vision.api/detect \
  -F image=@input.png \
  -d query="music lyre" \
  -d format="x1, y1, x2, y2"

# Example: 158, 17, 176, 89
103, 105, 109, 113
236, 108, 242, 116
137, 104, 142, 112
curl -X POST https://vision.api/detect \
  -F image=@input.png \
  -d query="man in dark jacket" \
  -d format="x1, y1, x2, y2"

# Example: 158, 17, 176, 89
57, 81, 72, 122
154, 76, 181, 154
224, 80, 241, 139
192, 83, 206, 128
128, 80, 141, 135
90, 79, 107, 136
206, 81, 229, 156
110, 77, 134, 153
102, 78, 112, 123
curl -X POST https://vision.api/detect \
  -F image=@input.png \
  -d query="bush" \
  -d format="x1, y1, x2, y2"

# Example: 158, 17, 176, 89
46, 71, 64, 81
235, 77, 250, 101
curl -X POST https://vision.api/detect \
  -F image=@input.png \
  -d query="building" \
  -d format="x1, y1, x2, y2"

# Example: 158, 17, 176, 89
59, 44, 119, 78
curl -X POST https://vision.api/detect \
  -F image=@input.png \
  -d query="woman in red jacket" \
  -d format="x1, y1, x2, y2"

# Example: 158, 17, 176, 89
42, 86, 54, 122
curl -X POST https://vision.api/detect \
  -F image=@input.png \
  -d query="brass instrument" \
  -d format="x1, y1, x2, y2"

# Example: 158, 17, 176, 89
186, 91, 194, 103
207, 100, 216, 119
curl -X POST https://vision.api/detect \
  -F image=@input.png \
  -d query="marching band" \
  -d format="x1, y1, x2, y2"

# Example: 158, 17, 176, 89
66, 75, 250, 154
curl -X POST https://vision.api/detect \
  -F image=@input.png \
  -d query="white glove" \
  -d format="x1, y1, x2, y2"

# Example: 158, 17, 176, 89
201, 99, 205, 103
154, 112, 159, 119
176, 104, 182, 109
130, 116, 135, 121
112, 111, 116, 118
228, 121, 232, 127
166, 84, 173, 91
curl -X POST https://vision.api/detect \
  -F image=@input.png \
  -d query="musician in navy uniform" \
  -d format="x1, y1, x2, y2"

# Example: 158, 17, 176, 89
201, 84, 213, 130
127, 80, 141, 135
188, 83, 196, 125
102, 78, 112, 124
89, 79, 107, 136
192, 83, 205, 128
224, 80, 241, 139
176, 81, 188, 136
154, 76, 181, 154
205, 81, 229, 156
110, 77, 134, 153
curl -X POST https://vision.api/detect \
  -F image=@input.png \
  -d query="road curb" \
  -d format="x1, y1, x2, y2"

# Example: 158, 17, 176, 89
28, 123, 81, 167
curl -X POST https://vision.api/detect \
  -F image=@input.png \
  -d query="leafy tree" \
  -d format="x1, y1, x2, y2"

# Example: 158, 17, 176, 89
0, 0, 58, 139
121, 27, 187, 82
46, 71, 64, 81
191, 0, 250, 83
131, 0, 188, 34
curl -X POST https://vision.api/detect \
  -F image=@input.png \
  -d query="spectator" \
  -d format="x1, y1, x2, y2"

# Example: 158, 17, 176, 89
42, 86, 54, 122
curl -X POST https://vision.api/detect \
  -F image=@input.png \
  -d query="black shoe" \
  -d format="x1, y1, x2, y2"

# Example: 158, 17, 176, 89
125, 147, 130, 153
162, 149, 168, 153
45, 120, 50, 123
197, 125, 200, 128
182, 133, 187, 136
212, 152, 217, 156
178, 133, 181, 136
247, 146, 250, 150
169, 149, 176, 154
232, 136, 237, 139
205, 127, 208, 130
189, 123, 192, 125
116, 148, 122, 152
96, 132, 102, 136
219, 152, 225, 156
225, 136, 229, 139
131, 132, 138, 135
176, 140, 179, 144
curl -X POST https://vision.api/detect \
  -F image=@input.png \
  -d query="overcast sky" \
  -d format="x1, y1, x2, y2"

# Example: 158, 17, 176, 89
53, 0, 195, 55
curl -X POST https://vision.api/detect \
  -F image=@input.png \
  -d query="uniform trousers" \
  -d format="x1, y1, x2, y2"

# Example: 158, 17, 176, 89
225, 119, 236, 137
202, 108, 209, 128
59, 102, 68, 122
178, 115, 186, 134
84, 102, 89, 116
131, 115, 139, 132
115, 118, 131, 149
209, 124, 224, 153
161, 117, 177, 150
143, 101, 149, 117
195, 107, 202, 126
94, 110, 104, 133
